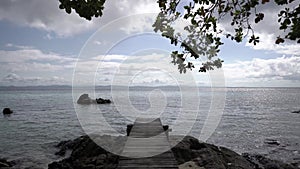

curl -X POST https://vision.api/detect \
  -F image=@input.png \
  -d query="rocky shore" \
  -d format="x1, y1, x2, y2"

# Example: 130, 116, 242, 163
47, 135, 299, 169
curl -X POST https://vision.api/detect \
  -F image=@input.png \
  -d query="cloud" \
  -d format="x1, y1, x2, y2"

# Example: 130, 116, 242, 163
130, 69, 175, 85
5, 43, 34, 50
119, 13, 159, 34
0, 46, 76, 85
1, 73, 68, 85
215, 1, 300, 54
247, 2, 300, 54
91, 53, 200, 86
245, 33, 300, 55
2, 73, 21, 82
0, 0, 159, 37
0, 0, 91, 37
0, 47, 76, 73
93, 40, 103, 45
223, 55, 300, 86
218, 1, 296, 35
1, 45, 299, 87
5, 43, 13, 47
44, 33, 53, 40
72, 52, 191, 86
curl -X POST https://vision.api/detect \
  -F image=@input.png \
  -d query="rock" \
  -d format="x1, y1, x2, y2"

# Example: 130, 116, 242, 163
126, 124, 133, 136
49, 135, 124, 169
49, 135, 297, 169
2, 108, 13, 115
291, 110, 300, 114
77, 94, 95, 104
242, 153, 298, 169
163, 125, 169, 131
178, 161, 204, 169
54, 139, 73, 156
264, 139, 280, 146
0, 158, 14, 168
77, 94, 111, 105
171, 136, 254, 169
96, 98, 111, 104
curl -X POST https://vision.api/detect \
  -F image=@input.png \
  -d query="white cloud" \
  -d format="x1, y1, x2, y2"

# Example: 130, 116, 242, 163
2, 73, 21, 82
0, 48, 76, 78
1, 73, 68, 85
0, 0, 159, 37
44, 33, 53, 40
119, 13, 159, 34
92, 53, 199, 86
0, 0, 92, 37
245, 33, 300, 55
130, 69, 174, 85
0, 47, 75, 63
5, 43, 13, 47
215, 1, 300, 55
5, 43, 34, 50
223, 56, 300, 87
0, 47, 76, 85
93, 40, 102, 45
1, 45, 299, 87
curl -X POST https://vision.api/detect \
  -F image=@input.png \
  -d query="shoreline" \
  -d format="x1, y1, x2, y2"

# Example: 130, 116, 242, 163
1, 134, 299, 169
48, 134, 299, 169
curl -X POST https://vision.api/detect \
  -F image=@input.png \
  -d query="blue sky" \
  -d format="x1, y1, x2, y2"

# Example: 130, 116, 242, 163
0, 0, 299, 87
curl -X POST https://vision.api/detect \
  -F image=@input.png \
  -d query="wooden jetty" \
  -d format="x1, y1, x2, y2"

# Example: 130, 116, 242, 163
117, 118, 178, 169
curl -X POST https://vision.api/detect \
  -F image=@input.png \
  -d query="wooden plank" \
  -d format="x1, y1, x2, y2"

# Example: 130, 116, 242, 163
118, 118, 178, 169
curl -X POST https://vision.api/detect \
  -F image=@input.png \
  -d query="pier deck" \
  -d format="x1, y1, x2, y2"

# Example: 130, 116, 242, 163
117, 118, 178, 169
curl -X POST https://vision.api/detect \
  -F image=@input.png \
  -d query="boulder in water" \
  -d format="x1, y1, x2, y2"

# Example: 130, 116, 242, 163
77, 94, 95, 104
264, 138, 280, 146
77, 94, 111, 105
0, 158, 14, 168
2, 108, 13, 115
96, 98, 111, 104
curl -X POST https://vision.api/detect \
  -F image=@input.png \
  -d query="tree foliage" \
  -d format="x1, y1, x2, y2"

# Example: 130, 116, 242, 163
59, 0, 106, 20
58, 0, 300, 73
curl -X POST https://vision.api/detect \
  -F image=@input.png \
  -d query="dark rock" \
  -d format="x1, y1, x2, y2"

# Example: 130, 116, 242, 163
49, 135, 297, 169
0, 158, 14, 168
163, 125, 169, 131
126, 124, 133, 136
2, 108, 13, 115
171, 136, 254, 169
178, 161, 204, 169
49, 135, 122, 169
96, 98, 111, 104
242, 153, 298, 169
291, 110, 300, 114
77, 94, 95, 104
264, 139, 280, 146
77, 94, 111, 105
55, 140, 73, 156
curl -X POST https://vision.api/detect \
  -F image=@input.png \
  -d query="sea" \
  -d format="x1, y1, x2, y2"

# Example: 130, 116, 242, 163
0, 86, 299, 169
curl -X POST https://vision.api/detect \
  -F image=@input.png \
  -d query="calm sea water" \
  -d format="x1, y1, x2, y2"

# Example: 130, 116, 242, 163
0, 87, 299, 168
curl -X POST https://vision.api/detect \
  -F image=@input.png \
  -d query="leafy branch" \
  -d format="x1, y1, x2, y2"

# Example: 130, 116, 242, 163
58, 0, 300, 73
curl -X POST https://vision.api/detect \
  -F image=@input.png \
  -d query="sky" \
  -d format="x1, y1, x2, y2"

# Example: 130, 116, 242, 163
0, 0, 299, 87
